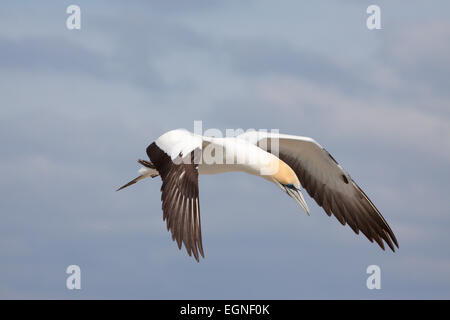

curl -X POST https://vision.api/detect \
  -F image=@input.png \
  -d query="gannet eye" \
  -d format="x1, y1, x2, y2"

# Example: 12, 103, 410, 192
283, 183, 297, 190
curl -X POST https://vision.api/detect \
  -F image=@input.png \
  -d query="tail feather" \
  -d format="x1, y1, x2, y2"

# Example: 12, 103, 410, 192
116, 160, 159, 191
116, 175, 148, 191
138, 159, 155, 169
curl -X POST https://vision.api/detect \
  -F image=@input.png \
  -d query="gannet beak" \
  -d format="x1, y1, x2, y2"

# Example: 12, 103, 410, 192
285, 187, 310, 216
272, 179, 310, 216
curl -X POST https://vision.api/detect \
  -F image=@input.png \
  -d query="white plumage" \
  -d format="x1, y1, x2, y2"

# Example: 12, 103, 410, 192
117, 129, 398, 261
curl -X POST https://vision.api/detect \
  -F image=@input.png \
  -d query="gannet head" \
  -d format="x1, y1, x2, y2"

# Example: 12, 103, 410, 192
270, 158, 310, 216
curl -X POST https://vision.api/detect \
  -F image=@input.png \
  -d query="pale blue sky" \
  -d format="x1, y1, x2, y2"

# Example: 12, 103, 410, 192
0, 1, 449, 298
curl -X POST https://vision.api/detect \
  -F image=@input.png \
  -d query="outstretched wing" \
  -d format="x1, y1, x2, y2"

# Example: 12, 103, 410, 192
146, 130, 204, 261
238, 132, 398, 251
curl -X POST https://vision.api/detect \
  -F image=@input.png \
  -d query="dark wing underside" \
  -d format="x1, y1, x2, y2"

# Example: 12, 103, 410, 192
147, 142, 204, 261
260, 137, 398, 252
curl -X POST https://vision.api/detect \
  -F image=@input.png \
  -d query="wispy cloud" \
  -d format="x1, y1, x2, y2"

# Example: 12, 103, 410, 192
0, 1, 449, 299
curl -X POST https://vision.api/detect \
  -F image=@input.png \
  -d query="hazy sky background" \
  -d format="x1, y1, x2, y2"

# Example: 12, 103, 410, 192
0, 1, 449, 299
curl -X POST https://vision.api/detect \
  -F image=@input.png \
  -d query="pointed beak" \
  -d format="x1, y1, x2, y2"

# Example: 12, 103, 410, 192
285, 187, 310, 216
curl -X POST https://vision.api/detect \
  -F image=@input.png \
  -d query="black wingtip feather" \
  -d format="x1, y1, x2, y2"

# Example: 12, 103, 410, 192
148, 142, 205, 262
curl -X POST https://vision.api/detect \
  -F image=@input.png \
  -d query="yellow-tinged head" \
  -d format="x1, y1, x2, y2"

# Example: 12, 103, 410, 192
267, 157, 310, 215
270, 158, 300, 187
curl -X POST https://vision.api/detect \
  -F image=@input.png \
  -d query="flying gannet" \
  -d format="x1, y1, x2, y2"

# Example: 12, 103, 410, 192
117, 129, 398, 261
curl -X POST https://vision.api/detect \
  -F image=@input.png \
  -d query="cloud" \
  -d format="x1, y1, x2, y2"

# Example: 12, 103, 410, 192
371, 20, 450, 99
0, 36, 105, 74
0, 1, 449, 299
